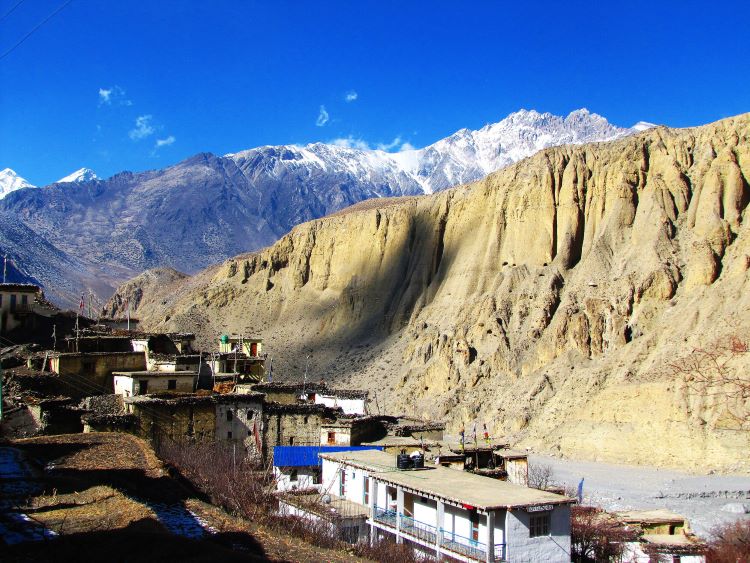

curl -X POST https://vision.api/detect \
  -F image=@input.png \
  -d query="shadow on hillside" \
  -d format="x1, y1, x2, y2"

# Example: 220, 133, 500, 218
1, 518, 269, 562
3, 440, 268, 561
272, 207, 454, 385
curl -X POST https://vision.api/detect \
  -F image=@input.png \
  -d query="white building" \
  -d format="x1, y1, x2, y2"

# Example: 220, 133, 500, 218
112, 370, 196, 397
313, 390, 368, 415
319, 449, 573, 562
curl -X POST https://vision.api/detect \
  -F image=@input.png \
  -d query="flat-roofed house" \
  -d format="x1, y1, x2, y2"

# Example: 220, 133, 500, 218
319, 449, 573, 562
113, 370, 197, 397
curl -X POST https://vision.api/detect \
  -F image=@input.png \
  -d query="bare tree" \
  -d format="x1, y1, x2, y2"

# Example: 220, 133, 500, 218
571, 505, 638, 563
527, 462, 554, 490
666, 334, 750, 429
707, 519, 750, 562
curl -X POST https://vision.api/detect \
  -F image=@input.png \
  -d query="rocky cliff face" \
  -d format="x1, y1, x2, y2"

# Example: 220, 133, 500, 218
110, 114, 750, 471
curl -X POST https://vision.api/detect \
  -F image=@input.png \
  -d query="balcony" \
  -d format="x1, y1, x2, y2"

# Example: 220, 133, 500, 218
372, 508, 506, 561
440, 530, 506, 561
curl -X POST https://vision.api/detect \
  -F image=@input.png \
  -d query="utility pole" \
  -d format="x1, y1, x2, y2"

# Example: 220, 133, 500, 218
52, 324, 57, 351
2, 254, 6, 283
88, 291, 92, 320
302, 354, 311, 399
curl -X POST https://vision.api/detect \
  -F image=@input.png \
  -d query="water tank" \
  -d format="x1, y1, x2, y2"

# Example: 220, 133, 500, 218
220, 334, 230, 344
412, 454, 425, 469
397, 454, 412, 470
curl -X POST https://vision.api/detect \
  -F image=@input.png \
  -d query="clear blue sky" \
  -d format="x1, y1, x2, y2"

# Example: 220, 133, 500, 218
1, 0, 748, 186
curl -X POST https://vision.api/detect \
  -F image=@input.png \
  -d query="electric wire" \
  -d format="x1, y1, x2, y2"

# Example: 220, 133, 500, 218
0, 0, 73, 61
0, 0, 26, 24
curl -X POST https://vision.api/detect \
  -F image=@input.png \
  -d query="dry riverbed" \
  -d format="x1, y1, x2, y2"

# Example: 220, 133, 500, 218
530, 453, 750, 538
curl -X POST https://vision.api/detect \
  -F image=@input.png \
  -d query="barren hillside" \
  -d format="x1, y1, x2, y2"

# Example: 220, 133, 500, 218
109, 114, 750, 472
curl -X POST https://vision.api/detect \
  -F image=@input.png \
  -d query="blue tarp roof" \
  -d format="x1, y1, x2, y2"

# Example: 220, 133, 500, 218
273, 445, 383, 467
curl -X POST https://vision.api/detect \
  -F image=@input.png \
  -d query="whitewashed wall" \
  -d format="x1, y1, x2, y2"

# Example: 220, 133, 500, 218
274, 466, 320, 492
315, 395, 366, 415
505, 505, 571, 563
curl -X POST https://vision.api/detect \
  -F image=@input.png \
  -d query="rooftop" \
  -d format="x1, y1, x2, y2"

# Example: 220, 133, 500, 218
0, 283, 41, 292
616, 509, 687, 524
320, 450, 573, 510
112, 370, 197, 378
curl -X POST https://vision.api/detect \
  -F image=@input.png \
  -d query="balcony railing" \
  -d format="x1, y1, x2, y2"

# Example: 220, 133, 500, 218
372, 508, 506, 561
373, 507, 397, 528
400, 513, 437, 545
440, 529, 506, 561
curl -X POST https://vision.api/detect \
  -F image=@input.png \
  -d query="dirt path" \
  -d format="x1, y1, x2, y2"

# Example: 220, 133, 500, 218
530, 453, 750, 537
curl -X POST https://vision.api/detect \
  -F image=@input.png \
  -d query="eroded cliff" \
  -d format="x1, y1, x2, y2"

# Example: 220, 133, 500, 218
111, 114, 750, 471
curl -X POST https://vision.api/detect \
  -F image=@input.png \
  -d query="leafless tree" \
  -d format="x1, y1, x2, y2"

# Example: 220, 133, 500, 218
666, 334, 750, 429
571, 505, 638, 563
707, 519, 750, 562
527, 462, 554, 490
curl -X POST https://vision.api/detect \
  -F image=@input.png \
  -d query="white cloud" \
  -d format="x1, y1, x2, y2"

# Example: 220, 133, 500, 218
376, 136, 403, 151
399, 142, 415, 152
329, 136, 370, 150
315, 105, 329, 127
98, 88, 112, 104
155, 135, 175, 148
129, 115, 155, 140
98, 85, 131, 107
345, 90, 358, 102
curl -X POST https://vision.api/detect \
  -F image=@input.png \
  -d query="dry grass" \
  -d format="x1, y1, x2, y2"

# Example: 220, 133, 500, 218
4, 432, 381, 562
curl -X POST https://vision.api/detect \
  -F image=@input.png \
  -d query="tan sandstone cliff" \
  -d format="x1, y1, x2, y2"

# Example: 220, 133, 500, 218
108, 114, 750, 472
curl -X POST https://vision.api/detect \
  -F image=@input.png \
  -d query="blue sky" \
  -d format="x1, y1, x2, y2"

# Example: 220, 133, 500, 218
0, 0, 748, 186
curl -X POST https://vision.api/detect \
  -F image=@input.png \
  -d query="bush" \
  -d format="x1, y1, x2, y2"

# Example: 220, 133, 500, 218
707, 519, 750, 562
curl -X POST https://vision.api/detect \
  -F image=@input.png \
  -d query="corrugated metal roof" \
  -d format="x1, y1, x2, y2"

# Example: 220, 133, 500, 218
273, 445, 382, 468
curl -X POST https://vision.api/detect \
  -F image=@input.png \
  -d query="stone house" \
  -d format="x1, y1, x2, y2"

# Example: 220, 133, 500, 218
49, 351, 147, 391
113, 370, 197, 397
0, 283, 47, 335
215, 393, 265, 458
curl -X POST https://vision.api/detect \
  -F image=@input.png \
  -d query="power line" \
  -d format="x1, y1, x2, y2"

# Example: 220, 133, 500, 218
0, 0, 72, 61
0, 0, 26, 24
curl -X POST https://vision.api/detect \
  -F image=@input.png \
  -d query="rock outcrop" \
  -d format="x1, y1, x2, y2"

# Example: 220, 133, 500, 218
116, 114, 750, 471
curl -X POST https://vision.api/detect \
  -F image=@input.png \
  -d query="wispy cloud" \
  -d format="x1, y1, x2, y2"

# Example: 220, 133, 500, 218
98, 85, 131, 107
315, 105, 329, 127
345, 90, 358, 103
329, 136, 370, 150
155, 135, 175, 148
129, 115, 155, 140
399, 142, 415, 151
376, 136, 404, 151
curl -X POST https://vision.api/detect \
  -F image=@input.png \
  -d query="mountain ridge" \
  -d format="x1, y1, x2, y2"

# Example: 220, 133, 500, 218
1, 108, 651, 307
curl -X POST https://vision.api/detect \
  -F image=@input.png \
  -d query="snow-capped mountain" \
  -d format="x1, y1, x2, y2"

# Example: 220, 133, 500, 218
0, 168, 36, 199
0, 108, 654, 307
57, 167, 98, 184
228, 109, 652, 195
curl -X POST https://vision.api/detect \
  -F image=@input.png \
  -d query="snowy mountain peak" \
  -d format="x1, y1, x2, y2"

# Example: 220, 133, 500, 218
57, 167, 98, 184
631, 121, 657, 132
0, 168, 36, 199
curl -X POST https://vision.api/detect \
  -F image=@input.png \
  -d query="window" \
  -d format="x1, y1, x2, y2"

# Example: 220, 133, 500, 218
289, 437, 294, 445
313, 470, 321, 485
227, 409, 233, 421
21, 295, 28, 306
363, 476, 370, 505
529, 513, 550, 537
10, 294, 16, 312
327, 431, 336, 445
339, 469, 346, 496
470, 510, 479, 541
138, 380, 148, 394
290, 469, 298, 481
227, 431, 232, 439
167, 379, 177, 390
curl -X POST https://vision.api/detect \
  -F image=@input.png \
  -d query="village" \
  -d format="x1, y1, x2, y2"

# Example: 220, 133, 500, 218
0, 283, 713, 561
